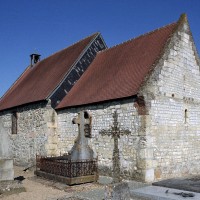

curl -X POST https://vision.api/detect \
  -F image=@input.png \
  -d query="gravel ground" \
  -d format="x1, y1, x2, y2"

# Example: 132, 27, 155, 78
0, 166, 151, 200
0, 166, 68, 200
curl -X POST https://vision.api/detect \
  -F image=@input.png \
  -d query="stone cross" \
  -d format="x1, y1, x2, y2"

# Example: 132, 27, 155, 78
100, 111, 131, 183
69, 110, 95, 161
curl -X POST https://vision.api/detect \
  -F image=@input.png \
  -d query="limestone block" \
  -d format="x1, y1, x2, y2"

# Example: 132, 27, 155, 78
139, 149, 154, 159
154, 168, 162, 179
137, 159, 146, 169
0, 120, 11, 158
0, 159, 14, 181
0, 159, 13, 169
46, 143, 57, 150
105, 182, 130, 200
143, 168, 155, 182
137, 159, 157, 169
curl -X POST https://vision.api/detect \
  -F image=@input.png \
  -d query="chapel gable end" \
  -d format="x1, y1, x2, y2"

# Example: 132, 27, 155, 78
140, 14, 200, 102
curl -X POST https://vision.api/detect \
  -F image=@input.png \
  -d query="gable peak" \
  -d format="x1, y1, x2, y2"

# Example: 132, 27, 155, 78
176, 13, 189, 32
178, 13, 188, 25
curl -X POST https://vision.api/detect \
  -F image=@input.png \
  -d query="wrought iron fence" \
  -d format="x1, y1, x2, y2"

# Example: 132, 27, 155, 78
36, 155, 98, 178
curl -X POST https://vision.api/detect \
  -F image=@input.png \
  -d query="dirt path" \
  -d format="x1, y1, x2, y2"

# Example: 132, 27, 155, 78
1, 166, 69, 200
1, 166, 106, 200
0, 166, 150, 200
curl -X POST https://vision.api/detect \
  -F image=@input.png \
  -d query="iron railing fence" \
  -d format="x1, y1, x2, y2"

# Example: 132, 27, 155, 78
36, 155, 98, 178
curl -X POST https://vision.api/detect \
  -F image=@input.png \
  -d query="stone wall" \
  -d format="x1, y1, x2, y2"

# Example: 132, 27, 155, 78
57, 98, 148, 180
0, 101, 58, 166
140, 19, 200, 180
57, 20, 200, 182
1, 17, 199, 183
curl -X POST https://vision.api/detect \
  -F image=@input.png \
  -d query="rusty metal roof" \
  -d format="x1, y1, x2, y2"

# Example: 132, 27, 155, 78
0, 33, 98, 111
56, 22, 177, 109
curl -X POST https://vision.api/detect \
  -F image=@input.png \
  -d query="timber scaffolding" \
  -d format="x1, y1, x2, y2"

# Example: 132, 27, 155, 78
35, 155, 98, 185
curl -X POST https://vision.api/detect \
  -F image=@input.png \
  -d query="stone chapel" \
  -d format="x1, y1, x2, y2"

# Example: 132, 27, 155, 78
0, 14, 200, 182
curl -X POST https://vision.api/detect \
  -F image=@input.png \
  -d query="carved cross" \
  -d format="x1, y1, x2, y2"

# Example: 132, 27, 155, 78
72, 111, 92, 139
100, 111, 131, 183
69, 111, 94, 160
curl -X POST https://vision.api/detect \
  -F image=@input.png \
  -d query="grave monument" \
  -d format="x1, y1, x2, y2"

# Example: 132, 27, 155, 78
100, 111, 131, 183
35, 110, 98, 185
100, 111, 131, 199
0, 121, 14, 181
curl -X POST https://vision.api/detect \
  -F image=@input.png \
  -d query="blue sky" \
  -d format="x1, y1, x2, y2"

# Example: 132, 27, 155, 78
0, 0, 200, 97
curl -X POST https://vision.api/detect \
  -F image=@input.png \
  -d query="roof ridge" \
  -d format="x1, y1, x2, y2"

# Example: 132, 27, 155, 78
34, 32, 99, 66
98, 22, 177, 55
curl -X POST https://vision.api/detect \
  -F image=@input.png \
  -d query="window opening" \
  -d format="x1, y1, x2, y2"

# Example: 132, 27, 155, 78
184, 109, 188, 124
12, 112, 18, 134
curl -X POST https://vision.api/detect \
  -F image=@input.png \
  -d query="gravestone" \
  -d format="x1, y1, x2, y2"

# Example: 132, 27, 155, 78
69, 110, 95, 160
0, 121, 14, 181
35, 110, 98, 185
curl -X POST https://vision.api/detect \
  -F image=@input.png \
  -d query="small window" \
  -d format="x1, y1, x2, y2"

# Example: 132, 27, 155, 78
12, 112, 18, 134
184, 109, 188, 124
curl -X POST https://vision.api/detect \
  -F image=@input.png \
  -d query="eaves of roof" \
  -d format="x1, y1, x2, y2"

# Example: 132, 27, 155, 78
56, 16, 184, 110
0, 33, 99, 112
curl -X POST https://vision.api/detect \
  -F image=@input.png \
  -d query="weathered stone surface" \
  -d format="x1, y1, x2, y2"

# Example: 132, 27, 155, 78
132, 186, 200, 200
0, 120, 14, 181
0, 159, 14, 180
57, 98, 143, 180
57, 19, 200, 182
0, 101, 58, 166
104, 182, 130, 200
0, 18, 200, 184
153, 176, 200, 193
139, 19, 200, 180
0, 180, 26, 195
69, 110, 95, 160
0, 120, 11, 158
